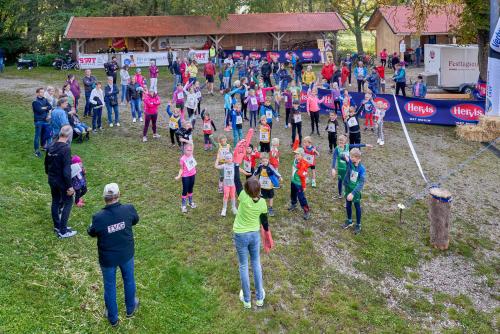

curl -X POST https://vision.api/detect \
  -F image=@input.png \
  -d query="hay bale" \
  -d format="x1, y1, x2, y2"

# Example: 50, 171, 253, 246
479, 115, 500, 132
456, 116, 500, 142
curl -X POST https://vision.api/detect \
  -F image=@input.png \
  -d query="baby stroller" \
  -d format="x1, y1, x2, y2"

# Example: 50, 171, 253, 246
17, 58, 36, 70
69, 113, 90, 143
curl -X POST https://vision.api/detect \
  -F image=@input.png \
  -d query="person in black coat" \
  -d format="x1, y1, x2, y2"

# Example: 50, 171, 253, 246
33, 87, 53, 157
260, 59, 272, 87
44, 125, 76, 238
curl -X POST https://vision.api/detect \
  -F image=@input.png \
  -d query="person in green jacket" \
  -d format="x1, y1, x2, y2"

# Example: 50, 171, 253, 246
340, 148, 366, 235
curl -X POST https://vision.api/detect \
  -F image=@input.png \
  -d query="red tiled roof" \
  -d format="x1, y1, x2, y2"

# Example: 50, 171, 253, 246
64, 12, 346, 39
366, 5, 462, 35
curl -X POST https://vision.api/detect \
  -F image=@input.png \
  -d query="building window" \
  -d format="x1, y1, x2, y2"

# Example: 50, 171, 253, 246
428, 35, 437, 44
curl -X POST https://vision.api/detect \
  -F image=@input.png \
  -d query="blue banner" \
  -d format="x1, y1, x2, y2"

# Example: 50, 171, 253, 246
225, 49, 322, 63
299, 87, 486, 126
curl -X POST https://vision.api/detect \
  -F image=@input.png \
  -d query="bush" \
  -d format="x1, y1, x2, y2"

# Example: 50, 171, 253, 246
22, 54, 59, 67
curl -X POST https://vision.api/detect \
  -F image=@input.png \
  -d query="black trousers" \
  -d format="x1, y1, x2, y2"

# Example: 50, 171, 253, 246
75, 186, 87, 204
169, 128, 181, 146
357, 79, 364, 93
50, 185, 73, 234
396, 82, 406, 97
292, 122, 302, 145
181, 175, 196, 196
310, 112, 320, 134
349, 131, 361, 145
328, 132, 337, 151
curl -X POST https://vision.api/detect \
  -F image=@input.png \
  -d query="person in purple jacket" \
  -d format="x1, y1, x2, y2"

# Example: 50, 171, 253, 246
244, 89, 260, 128
172, 83, 186, 120
149, 60, 159, 93
67, 74, 81, 111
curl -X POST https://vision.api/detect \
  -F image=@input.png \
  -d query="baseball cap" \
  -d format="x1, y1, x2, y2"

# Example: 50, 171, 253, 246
103, 183, 120, 197
293, 147, 304, 155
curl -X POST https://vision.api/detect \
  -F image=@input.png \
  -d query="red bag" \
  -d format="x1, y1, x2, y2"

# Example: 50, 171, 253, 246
260, 226, 274, 254
233, 128, 254, 164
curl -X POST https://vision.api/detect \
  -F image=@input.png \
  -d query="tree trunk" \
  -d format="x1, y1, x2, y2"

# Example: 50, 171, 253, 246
354, 27, 364, 54
477, 29, 489, 82
428, 188, 452, 250
308, 0, 313, 12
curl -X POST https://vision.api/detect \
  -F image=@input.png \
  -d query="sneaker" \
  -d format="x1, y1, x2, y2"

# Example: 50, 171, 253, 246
349, 83, 352, 87
116, 123, 120, 127
379, 140, 384, 146
337, 194, 343, 199
354, 225, 362, 235
256, 289, 266, 307
104, 309, 120, 327
93, 129, 98, 133
34, 151, 42, 158
139, 117, 143, 122
371, 128, 374, 132
284, 124, 288, 129
221, 208, 227, 217
126, 297, 140, 318
170, 143, 177, 148
303, 211, 311, 220
376, 138, 381, 144
143, 136, 148, 142
181, 206, 187, 213
189, 202, 197, 209
268, 207, 275, 217
287, 203, 297, 211
99, 127, 103, 130
109, 123, 114, 128
58, 229, 77, 239
153, 133, 161, 138
132, 118, 137, 123
53, 226, 72, 233
364, 127, 368, 131
311, 179, 317, 188
342, 220, 354, 229
232, 207, 238, 215
239, 290, 251, 309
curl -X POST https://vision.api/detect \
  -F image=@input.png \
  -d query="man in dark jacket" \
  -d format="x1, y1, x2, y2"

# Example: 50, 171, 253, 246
44, 125, 76, 238
88, 183, 140, 327
172, 58, 181, 92
294, 59, 303, 84
105, 56, 120, 85
33, 87, 53, 157
83, 69, 97, 117
260, 59, 272, 87
104, 76, 120, 127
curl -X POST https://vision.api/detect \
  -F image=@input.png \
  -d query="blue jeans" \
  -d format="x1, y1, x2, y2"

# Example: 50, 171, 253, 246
173, 74, 181, 92
34, 121, 49, 152
121, 84, 127, 103
130, 98, 142, 119
232, 127, 243, 145
234, 231, 264, 303
105, 102, 120, 125
295, 71, 302, 84
273, 73, 280, 86
92, 106, 103, 129
100, 257, 136, 324
84, 91, 92, 116
290, 182, 309, 210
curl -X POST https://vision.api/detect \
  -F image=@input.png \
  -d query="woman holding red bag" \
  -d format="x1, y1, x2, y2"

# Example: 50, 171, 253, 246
231, 130, 273, 309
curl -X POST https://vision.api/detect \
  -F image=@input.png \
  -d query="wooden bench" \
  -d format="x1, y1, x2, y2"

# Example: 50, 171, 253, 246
425, 93, 471, 100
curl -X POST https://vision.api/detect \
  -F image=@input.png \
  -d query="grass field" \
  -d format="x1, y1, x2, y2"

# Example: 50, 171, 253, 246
0, 66, 498, 333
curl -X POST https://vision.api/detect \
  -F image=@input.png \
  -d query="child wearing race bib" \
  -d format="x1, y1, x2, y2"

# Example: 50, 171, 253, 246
341, 148, 366, 235
269, 138, 281, 188
331, 135, 371, 199
325, 111, 339, 153
177, 120, 193, 152
258, 116, 271, 153
166, 104, 181, 147
201, 109, 217, 151
340, 89, 352, 133
347, 106, 362, 145
253, 153, 282, 217
289, 80, 301, 100
259, 97, 278, 129
175, 144, 197, 213
240, 144, 260, 179
290, 99, 303, 146
245, 89, 260, 128
302, 136, 320, 188
214, 153, 238, 216
172, 83, 185, 119
283, 87, 293, 128
273, 86, 282, 118
358, 93, 375, 132
288, 147, 311, 220
228, 103, 244, 145
216, 135, 232, 193
375, 101, 386, 146
184, 83, 198, 126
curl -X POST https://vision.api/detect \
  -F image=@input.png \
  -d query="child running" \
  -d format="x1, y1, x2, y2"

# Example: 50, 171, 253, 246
325, 111, 339, 153
215, 153, 238, 216
302, 136, 320, 188
253, 153, 282, 217
331, 135, 371, 199
258, 116, 271, 153
172, 83, 185, 119
228, 103, 244, 145
358, 92, 375, 132
70, 155, 87, 207
201, 109, 217, 151
175, 143, 197, 213
341, 148, 366, 235
346, 106, 362, 145
290, 99, 303, 146
259, 97, 278, 129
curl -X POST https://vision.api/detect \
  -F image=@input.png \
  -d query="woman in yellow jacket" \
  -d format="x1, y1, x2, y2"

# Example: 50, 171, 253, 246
187, 60, 198, 84
302, 65, 316, 88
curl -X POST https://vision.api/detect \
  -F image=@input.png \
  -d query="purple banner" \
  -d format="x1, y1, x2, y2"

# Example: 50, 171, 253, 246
225, 49, 321, 63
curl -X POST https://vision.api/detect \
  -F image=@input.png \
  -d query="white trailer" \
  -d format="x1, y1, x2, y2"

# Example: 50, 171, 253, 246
423, 44, 479, 93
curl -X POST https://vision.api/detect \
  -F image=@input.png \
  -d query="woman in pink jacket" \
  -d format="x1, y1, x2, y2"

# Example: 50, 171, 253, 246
142, 90, 161, 142
306, 87, 326, 136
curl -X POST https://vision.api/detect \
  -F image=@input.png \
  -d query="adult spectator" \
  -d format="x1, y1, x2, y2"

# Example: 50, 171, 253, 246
51, 97, 70, 141
33, 87, 53, 158
44, 125, 76, 239
393, 62, 407, 97
391, 52, 400, 71
232, 174, 268, 309
209, 44, 216, 63
172, 57, 181, 92
44, 86, 57, 109
415, 45, 422, 67
83, 69, 97, 117
167, 48, 174, 74
366, 68, 381, 95
321, 60, 335, 83
120, 66, 130, 105
271, 57, 280, 86
294, 58, 303, 84
88, 183, 140, 327
126, 77, 143, 123
260, 59, 272, 87
204, 60, 216, 95
217, 47, 225, 68
353, 61, 367, 93
105, 56, 120, 85
67, 74, 81, 111
104, 77, 120, 127
380, 48, 388, 67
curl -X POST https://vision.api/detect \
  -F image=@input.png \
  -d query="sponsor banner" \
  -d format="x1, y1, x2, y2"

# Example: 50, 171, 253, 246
121, 52, 176, 67
225, 49, 321, 63
158, 36, 207, 49
190, 50, 210, 64
299, 87, 485, 125
77, 54, 108, 69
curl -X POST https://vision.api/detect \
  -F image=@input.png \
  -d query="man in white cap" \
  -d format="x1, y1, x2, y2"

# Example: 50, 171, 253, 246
88, 183, 140, 327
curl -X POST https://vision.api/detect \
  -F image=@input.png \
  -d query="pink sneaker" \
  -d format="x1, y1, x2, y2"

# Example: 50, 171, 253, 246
76, 199, 85, 207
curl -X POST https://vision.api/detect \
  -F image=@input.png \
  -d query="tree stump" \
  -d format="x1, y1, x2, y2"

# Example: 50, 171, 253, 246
429, 188, 452, 250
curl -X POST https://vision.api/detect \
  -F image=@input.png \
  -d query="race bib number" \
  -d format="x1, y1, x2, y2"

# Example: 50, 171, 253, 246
350, 170, 358, 182
259, 176, 272, 189
178, 92, 184, 99
203, 122, 211, 131
265, 109, 273, 119
169, 118, 179, 129
236, 115, 243, 124
348, 117, 358, 128
243, 160, 251, 173
304, 153, 314, 165
284, 95, 288, 102
185, 156, 197, 171
219, 148, 230, 159
250, 97, 257, 105
224, 166, 234, 180
259, 131, 269, 142
328, 123, 336, 132
293, 113, 302, 123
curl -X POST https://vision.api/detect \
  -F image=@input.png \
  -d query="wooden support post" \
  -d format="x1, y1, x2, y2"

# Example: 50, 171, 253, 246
270, 33, 286, 51
75, 39, 87, 57
139, 37, 158, 52
429, 188, 452, 250
208, 35, 225, 51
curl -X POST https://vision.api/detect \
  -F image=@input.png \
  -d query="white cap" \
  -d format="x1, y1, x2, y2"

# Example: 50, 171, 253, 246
103, 183, 120, 197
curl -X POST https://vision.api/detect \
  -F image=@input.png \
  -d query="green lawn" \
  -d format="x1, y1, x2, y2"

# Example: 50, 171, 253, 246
0, 66, 497, 333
